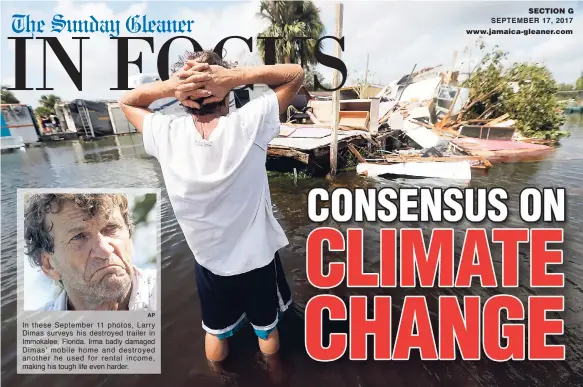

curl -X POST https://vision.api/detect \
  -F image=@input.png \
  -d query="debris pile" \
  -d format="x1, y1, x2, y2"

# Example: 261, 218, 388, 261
268, 63, 557, 181
347, 65, 556, 181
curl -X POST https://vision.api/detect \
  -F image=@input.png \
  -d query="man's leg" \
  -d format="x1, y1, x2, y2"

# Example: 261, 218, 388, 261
195, 259, 244, 362
205, 332, 229, 362
258, 328, 280, 355
246, 252, 292, 355
257, 336, 286, 384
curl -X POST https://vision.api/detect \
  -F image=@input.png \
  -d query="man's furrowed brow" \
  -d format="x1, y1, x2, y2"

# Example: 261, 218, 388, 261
64, 225, 87, 236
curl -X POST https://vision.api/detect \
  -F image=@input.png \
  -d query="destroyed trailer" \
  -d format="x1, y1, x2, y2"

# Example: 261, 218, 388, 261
353, 65, 556, 181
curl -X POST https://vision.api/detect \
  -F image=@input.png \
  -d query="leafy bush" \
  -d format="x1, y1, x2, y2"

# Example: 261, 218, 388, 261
462, 40, 567, 141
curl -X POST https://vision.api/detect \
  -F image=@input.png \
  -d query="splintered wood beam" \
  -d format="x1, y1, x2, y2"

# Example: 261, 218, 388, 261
409, 119, 469, 138
347, 144, 366, 163
382, 155, 491, 163
455, 85, 504, 122
483, 113, 510, 127
268, 147, 310, 164
436, 88, 460, 128
462, 85, 503, 112
410, 119, 437, 130
477, 107, 494, 120
375, 130, 399, 140
481, 157, 493, 167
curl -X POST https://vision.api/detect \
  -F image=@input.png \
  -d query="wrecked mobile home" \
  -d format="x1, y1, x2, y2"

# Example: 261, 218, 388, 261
267, 64, 555, 181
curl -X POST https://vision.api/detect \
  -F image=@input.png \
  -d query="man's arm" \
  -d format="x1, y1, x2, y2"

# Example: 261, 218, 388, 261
177, 63, 305, 115
118, 63, 211, 133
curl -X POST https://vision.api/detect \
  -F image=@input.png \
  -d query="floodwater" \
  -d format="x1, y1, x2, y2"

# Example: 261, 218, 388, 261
2, 115, 583, 387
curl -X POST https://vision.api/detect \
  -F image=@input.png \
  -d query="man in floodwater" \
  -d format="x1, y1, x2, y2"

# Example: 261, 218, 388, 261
24, 193, 156, 311
118, 50, 303, 362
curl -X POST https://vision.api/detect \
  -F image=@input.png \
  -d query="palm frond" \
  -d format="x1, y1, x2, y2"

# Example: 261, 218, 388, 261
256, 0, 325, 67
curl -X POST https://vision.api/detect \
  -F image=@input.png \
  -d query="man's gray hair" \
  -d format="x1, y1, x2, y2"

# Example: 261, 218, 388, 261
24, 193, 134, 268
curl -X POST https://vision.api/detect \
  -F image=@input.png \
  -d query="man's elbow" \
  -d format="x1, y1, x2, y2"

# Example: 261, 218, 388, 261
295, 65, 305, 84
118, 103, 128, 119
118, 93, 132, 115
118, 91, 130, 107
291, 65, 304, 91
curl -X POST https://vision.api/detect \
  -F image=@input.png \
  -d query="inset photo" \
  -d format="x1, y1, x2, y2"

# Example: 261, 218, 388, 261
20, 189, 159, 312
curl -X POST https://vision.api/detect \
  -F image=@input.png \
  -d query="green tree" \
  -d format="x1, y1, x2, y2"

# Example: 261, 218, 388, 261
502, 63, 567, 139
557, 83, 574, 91
461, 40, 567, 141
304, 67, 331, 91
257, 1, 325, 67
131, 193, 158, 267
38, 94, 61, 115
350, 70, 378, 99
132, 193, 157, 227
576, 72, 583, 90
34, 106, 53, 117
1, 86, 20, 104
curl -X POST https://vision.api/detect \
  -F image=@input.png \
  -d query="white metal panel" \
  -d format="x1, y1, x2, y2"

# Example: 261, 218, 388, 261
108, 105, 136, 134
8, 126, 38, 144
402, 119, 449, 149
1, 105, 39, 143
357, 161, 472, 180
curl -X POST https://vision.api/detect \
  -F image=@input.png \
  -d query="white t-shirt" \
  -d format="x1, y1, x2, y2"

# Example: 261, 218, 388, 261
142, 89, 289, 276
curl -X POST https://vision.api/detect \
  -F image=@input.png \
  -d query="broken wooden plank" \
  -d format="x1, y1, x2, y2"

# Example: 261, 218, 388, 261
471, 164, 488, 170
382, 155, 489, 163
409, 119, 469, 138
450, 138, 554, 164
455, 85, 503, 121
339, 125, 362, 131
375, 130, 399, 141
477, 107, 494, 120
347, 143, 366, 163
435, 88, 460, 129
409, 119, 436, 131
312, 136, 365, 157
360, 132, 381, 148
378, 109, 393, 124
381, 155, 492, 170
268, 146, 310, 164
484, 113, 510, 127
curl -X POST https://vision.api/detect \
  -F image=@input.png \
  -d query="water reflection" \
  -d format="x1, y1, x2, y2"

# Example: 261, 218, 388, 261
82, 148, 122, 164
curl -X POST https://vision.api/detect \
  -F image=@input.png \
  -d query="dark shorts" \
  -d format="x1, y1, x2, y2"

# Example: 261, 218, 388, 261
195, 252, 292, 340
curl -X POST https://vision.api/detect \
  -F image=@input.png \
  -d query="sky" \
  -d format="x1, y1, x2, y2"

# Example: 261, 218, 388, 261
1, 0, 582, 108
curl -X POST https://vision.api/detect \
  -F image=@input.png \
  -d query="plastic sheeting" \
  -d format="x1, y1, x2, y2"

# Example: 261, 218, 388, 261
397, 77, 442, 103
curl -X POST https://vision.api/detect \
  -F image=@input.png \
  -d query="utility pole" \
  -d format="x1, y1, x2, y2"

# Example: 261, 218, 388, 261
330, 2, 344, 179
364, 53, 369, 84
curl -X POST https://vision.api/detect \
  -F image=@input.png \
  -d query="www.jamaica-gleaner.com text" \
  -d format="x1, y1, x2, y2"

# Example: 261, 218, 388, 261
467, 28, 573, 36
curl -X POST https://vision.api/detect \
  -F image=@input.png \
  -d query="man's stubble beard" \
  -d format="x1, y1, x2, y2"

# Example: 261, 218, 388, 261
82, 243, 135, 308
67, 270, 133, 309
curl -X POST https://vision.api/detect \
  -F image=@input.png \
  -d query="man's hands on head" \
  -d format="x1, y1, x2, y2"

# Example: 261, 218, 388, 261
118, 60, 235, 133
170, 61, 304, 114
119, 61, 303, 133
170, 62, 212, 109
172, 60, 234, 109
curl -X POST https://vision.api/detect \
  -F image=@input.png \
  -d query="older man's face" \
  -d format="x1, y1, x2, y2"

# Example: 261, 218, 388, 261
43, 201, 134, 305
